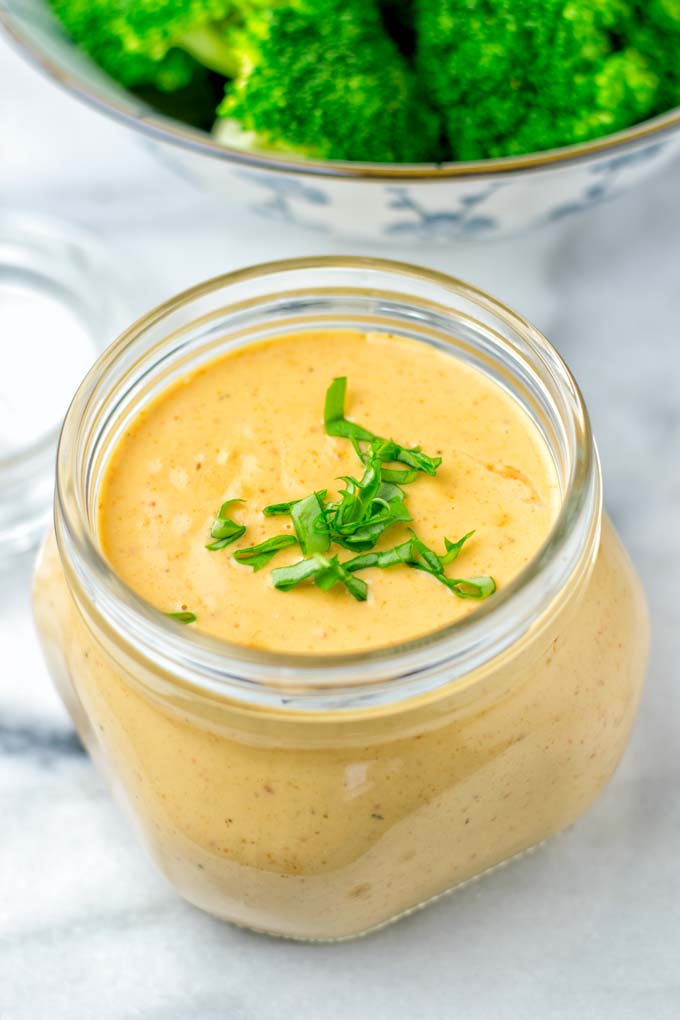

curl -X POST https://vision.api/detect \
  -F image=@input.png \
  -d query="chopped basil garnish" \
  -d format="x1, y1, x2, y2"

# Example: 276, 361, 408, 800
441, 530, 475, 565
198, 378, 496, 605
206, 498, 246, 551
443, 576, 497, 599
326, 473, 412, 551
324, 376, 442, 476
272, 554, 368, 602
324, 376, 374, 443
165, 610, 197, 624
270, 554, 329, 591
346, 531, 495, 600
234, 534, 298, 571
344, 540, 415, 572
262, 500, 298, 517
291, 491, 330, 555
262, 491, 327, 517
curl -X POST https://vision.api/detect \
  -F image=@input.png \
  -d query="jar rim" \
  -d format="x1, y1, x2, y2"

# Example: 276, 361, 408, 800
54, 256, 601, 709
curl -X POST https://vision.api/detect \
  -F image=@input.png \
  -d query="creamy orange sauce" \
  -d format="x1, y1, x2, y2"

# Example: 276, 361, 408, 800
98, 329, 559, 653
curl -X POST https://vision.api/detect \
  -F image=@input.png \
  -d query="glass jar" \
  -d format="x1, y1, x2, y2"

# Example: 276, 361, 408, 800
32, 257, 648, 941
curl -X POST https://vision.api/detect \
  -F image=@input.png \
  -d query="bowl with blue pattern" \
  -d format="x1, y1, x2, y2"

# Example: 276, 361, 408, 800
3, 0, 680, 242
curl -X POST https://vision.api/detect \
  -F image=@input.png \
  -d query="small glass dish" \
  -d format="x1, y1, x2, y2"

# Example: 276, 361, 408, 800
0, 210, 131, 563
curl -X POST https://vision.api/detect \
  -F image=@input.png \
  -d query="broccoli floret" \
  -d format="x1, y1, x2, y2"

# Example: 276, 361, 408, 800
135, 69, 227, 130
379, 0, 417, 55
49, 0, 680, 162
628, 1, 680, 112
49, 0, 260, 92
414, 0, 667, 160
214, 0, 442, 162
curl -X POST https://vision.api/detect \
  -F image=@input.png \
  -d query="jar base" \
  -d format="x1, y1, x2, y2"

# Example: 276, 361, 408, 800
197, 838, 550, 944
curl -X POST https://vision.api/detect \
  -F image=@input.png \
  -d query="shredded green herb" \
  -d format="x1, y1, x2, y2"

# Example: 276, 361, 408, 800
343, 540, 416, 573
272, 554, 368, 602
441, 530, 475, 565
269, 554, 329, 591
234, 534, 298, 571
442, 576, 497, 599
165, 610, 197, 624
324, 377, 442, 476
406, 532, 495, 599
345, 531, 495, 600
202, 377, 496, 604
291, 491, 331, 555
324, 466, 412, 551
263, 491, 327, 517
262, 500, 298, 517
206, 498, 246, 551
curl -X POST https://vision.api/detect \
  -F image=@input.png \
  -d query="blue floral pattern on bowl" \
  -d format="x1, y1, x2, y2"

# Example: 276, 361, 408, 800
545, 141, 668, 223
236, 172, 331, 233
384, 183, 503, 240
222, 137, 677, 241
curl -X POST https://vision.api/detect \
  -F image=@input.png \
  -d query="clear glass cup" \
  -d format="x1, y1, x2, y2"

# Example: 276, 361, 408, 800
32, 257, 648, 940
0, 210, 132, 562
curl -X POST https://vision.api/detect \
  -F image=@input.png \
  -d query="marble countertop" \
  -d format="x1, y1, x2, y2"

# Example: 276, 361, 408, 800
2, 36, 679, 1020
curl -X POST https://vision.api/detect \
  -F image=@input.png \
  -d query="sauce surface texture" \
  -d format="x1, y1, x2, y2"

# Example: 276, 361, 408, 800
99, 330, 559, 653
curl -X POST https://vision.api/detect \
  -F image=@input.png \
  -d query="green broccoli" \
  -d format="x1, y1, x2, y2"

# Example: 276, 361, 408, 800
379, 0, 416, 55
48, 0, 680, 162
48, 0, 260, 92
628, 1, 680, 113
414, 0, 670, 160
214, 0, 443, 162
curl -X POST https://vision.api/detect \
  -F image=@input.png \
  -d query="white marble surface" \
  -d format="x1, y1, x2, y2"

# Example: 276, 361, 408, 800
1, 35, 680, 1020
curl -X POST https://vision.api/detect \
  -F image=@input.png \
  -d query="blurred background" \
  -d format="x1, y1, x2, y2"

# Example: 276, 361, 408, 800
1, 24, 679, 1020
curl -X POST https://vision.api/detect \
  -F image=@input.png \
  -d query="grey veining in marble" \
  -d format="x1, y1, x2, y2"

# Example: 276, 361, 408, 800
1, 35, 679, 1020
